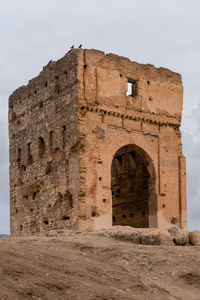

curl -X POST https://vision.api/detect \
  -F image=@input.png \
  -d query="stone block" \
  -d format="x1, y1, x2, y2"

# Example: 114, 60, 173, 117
189, 231, 200, 246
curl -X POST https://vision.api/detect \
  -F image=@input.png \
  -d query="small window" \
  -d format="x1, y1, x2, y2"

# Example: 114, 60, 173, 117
126, 79, 138, 97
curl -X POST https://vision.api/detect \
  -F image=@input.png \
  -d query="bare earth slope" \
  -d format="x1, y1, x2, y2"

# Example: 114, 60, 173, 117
0, 233, 200, 300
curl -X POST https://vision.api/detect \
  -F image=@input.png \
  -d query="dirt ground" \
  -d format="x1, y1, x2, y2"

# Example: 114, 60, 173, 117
0, 233, 200, 300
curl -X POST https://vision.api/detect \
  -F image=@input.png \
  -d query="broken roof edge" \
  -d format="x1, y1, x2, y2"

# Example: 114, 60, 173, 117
9, 48, 182, 102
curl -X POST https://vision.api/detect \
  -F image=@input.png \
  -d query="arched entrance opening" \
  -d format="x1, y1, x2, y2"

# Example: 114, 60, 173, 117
111, 144, 155, 228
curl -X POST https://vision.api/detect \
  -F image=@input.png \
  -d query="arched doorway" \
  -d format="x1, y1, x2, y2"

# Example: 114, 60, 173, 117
111, 144, 155, 228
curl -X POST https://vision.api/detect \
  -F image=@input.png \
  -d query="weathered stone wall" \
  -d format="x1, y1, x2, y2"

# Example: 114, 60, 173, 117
9, 48, 187, 236
9, 50, 83, 236
76, 49, 186, 231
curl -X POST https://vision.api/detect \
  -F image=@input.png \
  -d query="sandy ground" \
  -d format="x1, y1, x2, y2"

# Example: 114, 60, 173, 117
0, 233, 200, 300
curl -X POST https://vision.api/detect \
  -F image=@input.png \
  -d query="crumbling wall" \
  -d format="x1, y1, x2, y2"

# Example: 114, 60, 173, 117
9, 48, 187, 236
9, 50, 83, 236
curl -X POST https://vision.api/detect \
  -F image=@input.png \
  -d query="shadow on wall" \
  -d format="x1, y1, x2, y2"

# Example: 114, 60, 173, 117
111, 144, 157, 228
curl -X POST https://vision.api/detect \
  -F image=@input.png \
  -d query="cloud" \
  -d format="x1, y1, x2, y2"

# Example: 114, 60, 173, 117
0, 0, 200, 232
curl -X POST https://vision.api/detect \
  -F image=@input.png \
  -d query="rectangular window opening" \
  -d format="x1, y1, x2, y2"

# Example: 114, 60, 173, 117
126, 79, 138, 97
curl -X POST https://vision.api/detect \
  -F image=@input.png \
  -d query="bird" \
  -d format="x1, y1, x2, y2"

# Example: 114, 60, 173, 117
70, 45, 74, 50
78, 44, 82, 48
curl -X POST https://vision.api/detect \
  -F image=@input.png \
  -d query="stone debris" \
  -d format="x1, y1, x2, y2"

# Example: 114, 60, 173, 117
189, 231, 200, 246
97, 226, 198, 246
168, 226, 189, 246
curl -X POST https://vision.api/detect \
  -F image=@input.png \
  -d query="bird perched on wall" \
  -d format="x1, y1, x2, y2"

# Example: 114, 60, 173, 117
78, 44, 82, 48
70, 45, 74, 49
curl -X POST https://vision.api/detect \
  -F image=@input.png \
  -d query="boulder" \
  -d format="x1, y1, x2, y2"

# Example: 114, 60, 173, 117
99, 226, 173, 245
168, 226, 189, 246
99, 226, 141, 244
140, 229, 173, 245
189, 231, 200, 246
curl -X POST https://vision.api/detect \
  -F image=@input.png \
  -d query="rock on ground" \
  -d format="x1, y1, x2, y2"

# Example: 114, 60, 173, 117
189, 231, 200, 246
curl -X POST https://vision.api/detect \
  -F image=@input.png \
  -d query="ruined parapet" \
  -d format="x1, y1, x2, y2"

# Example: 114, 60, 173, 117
9, 49, 187, 236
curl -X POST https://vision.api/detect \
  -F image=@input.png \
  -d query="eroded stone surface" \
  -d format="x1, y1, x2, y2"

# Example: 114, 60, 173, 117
189, 231, 200, 246
168, 226, 189, 246
98, 226, 173, 245
9, 49, 187, 236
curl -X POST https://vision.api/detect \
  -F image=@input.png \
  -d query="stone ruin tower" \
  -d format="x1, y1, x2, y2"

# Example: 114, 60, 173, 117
9, 49, 187, 236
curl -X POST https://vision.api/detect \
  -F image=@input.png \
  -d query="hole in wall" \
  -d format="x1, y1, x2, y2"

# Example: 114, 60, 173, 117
21, 165, 26, 171
171, 217, 178, 224
91, 210, 100, 217
27, 142, 33, 165
44, 220, 48, 225
62, 216, 70, 221
99, 177, 102, 181
38, 137, 45, 158
49, 131, 53, 150
62, 125, 66, 148
126, 79, 138, 97
147, 80, 150, 85
83, 65, 87, 69
45, 161, 53, 175
103, 199, 106, 203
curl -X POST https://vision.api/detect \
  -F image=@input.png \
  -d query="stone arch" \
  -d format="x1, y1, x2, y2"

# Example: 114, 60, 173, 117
111, 144, 157, 228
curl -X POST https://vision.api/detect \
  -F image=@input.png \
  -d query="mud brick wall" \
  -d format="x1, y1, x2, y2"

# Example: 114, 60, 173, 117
9, 50, 83, 236
9, 49, 187, 236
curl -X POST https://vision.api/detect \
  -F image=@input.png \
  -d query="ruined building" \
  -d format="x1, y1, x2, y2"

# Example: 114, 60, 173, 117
9, 49, 187, 236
